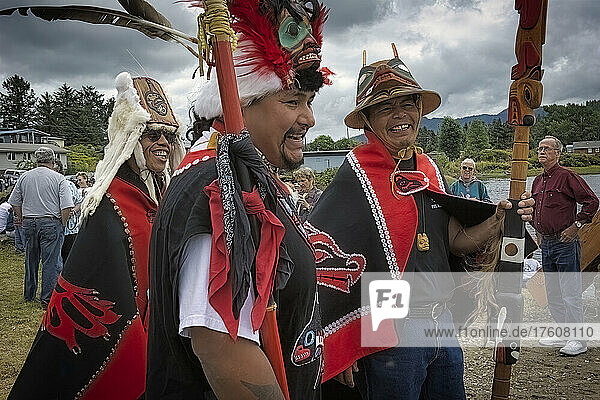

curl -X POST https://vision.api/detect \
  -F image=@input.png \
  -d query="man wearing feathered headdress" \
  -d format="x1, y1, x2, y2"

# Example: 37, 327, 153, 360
146, 1, 331, 399
8, 72, 185, 400
306, 50, 536, 399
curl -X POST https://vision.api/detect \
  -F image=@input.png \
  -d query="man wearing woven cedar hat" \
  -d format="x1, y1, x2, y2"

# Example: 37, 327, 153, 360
8, 72, 185, 400
307, 47, 536, 400
147, 1, 331, 399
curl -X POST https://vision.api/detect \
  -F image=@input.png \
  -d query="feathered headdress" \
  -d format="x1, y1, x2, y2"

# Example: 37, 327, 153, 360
192, 0, 331, 120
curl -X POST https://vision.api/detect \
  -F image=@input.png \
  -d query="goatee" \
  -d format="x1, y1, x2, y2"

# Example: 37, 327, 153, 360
280, 128, 305, 170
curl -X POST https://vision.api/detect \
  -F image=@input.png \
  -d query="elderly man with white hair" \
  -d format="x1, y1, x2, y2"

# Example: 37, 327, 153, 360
9, 146, 74, 306
449, 158, 491, 202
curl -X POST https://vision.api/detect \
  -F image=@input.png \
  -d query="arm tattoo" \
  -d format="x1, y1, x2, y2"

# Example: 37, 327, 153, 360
241, 380, 283, 400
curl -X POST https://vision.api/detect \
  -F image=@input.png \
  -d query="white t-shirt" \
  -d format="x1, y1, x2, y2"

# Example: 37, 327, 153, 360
9, 166, 74, 218
0, 202, 12, 232
189, 129, 215, 152
178, 233, 260, 344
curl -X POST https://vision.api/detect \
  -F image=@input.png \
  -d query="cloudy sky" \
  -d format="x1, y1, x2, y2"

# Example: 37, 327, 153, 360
1, 0, 599, 140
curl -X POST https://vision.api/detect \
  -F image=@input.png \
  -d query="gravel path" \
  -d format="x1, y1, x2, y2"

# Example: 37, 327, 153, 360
463, 285, 600, 399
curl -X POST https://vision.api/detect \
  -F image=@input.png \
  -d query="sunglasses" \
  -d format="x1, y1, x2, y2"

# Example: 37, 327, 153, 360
461, 166, 473, 171
536, 146, 558, 153
141, 130, 178, 144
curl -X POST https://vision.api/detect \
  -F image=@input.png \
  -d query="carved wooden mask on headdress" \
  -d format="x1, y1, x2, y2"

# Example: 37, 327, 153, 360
230, 0, 328, 87
132, 77, 179, 132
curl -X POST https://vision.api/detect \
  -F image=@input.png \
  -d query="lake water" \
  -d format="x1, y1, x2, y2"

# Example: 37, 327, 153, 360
483, 174, 600, 204
483, 173, 600, 264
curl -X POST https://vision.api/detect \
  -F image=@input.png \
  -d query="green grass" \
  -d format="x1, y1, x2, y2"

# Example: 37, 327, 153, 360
0, 241, 44, 399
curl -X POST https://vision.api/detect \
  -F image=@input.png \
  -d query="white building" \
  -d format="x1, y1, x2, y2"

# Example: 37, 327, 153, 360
0, 129, 68, 172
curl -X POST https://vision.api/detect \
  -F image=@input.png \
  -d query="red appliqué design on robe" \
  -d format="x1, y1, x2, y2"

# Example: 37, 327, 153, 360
305, 222, 366, 293
42, 275, 121, 353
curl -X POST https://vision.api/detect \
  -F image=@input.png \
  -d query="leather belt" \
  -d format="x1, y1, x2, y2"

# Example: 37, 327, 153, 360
407, 302, 447, 320
541, 232, 560, 240
23, 216, 59, 220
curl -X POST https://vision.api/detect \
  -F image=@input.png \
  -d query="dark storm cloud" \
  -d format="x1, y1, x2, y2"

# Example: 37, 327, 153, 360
307, 0, 600, 140
0, 0, 199, 117
1, 0, 599, 140
321, 0, 379, 33
0, 0, 197, 87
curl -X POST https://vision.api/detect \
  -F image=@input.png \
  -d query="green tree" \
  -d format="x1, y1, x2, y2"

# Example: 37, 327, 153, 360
417, 126, 437, 153
488, 118, 514, 149
308, 135, 335, 151
53, 83, 81, 145
531, 102, 600, 147
67, 144, 101, 173
464, 119, 490, 155
0, 74, 37, 129
77, 85, 109, 146
35, 92, 58, 134
334, 137, 360, 150
437, 117, 464, 160
314, 167, 338, 189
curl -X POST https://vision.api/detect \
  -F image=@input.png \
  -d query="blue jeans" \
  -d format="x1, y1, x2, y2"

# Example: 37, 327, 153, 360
541, 239, 583, 325
23, 218, 64, 303
356, 309, 466, 400
14, 225, 25, 252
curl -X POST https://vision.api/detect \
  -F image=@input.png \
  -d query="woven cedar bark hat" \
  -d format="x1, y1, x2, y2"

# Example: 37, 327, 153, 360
344, 45, 441, 129
132, 77, 179, 133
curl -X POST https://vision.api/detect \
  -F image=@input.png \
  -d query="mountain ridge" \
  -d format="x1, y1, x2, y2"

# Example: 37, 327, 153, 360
349, 107, 547, 142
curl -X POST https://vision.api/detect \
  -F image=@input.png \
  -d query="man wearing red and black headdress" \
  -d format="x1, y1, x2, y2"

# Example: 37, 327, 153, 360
308, 49, 536, 399
146, 1, 331, 399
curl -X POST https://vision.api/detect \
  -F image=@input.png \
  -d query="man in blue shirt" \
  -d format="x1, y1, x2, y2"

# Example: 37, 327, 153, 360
449, 158, 491, 202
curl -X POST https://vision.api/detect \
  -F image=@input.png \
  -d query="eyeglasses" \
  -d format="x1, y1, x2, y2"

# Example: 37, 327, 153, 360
461, 166, 473, 171
536, 146, 558, 153
141, 130, 178, 144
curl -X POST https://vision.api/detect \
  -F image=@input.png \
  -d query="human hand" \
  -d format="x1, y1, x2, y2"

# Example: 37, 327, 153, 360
297, 197, 310, 210
560, 224, 579, 242
495, 191, 535, 222
333, 361, 359, 387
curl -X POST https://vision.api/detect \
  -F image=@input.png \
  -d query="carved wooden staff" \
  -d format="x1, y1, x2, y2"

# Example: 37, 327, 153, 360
491, 1, 548, 399
200, 1, 290, 398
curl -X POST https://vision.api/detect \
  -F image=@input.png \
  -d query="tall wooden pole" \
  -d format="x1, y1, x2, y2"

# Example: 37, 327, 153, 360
202, 2, 290, 398
491, 1, 548, 399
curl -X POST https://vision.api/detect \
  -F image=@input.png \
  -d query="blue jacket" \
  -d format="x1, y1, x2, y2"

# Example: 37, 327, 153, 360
449, 178, 491, 202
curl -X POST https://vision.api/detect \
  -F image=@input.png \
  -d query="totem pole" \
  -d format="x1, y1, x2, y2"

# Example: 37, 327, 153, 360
491, 1, 548, 399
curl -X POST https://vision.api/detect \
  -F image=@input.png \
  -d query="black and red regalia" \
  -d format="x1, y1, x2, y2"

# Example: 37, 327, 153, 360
146, 146, 324, 399
9, 163, 156, 399
8, 72, 184, 400
307, 131, 508, 382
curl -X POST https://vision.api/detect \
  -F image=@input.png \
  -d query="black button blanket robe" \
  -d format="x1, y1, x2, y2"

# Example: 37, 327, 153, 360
146, 148, 323, 400
9, 164, 154, 399
307, 132, 535, 382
